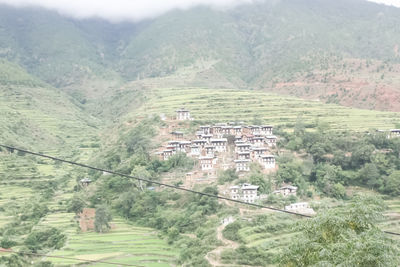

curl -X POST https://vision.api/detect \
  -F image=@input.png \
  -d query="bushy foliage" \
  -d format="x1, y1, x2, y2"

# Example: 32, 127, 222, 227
280, 195, 400, 267
218, 168, 238, 184
24, 227, 66, 252
280, 125, 400, 197
94, 205, 112, 233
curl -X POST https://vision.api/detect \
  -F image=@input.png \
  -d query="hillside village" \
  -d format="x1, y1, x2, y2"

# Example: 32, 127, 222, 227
154, 108, 316, 214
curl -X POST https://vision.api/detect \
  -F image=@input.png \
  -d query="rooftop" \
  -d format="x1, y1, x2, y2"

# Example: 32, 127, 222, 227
199, 156, 214, 160
210, 138, 228, 142
260, 154, 275, 158
234, 159, 251, 163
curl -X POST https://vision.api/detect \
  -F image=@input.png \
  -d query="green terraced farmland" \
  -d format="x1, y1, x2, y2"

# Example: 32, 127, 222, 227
137, 87, 400, 131
37, 215, 178, 266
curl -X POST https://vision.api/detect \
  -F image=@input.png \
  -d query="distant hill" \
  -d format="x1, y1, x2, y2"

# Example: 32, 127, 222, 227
0, 59, 99, 152
1, 0, 400, 111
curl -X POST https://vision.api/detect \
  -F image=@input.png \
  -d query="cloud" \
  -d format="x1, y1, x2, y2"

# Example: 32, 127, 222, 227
0, 0, 255, 22
0, 0, 398, 22
368, 0, 400, 7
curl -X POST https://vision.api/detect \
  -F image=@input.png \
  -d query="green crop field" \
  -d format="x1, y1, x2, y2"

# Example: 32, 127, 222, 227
133, 87, 400, 131
36, 215, 178, 266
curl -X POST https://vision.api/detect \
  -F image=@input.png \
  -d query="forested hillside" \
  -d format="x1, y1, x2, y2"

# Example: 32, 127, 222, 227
1, 0, 400, 111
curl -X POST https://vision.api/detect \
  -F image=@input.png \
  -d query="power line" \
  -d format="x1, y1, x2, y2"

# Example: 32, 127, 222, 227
0, 144, 311, 218
0, 248, 144, 266
1, 144, 400, 238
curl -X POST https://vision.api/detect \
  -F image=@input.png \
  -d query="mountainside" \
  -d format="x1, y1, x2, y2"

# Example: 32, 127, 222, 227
0, 59, 99, 153
1, 0, 400, 112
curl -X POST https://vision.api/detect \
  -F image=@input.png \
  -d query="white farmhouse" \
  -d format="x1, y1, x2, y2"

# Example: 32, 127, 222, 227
265, 136, 277, 147
234, 159, 251, 172
273, 185, 298, 196
229, 183, 259, 203
176, 108, 192, 121
258, 155, 276, 169
210, 138, 227, 152
285, 202, 315, 215
199, 156, 217, 171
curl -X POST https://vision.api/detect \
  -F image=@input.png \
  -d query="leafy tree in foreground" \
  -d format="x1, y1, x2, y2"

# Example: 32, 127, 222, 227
280, 195, 400, 267
94, 205, 112, 233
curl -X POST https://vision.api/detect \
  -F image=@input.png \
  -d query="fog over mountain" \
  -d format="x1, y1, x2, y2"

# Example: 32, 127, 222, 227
0, 0, 256, 21
0, 0, 398, 22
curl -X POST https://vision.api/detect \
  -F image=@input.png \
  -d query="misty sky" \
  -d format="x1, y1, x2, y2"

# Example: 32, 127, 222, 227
0, 0, 399, 22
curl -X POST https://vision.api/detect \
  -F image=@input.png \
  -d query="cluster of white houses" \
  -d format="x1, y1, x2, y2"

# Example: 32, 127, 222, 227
158, 113, 278, 174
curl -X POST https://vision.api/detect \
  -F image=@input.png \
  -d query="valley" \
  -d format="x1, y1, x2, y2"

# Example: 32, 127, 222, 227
0, 0, 400, 266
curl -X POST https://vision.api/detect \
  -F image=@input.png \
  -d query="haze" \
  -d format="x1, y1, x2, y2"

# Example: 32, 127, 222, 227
0, 0, 399, 22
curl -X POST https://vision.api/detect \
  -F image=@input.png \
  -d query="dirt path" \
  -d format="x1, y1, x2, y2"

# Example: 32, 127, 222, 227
205, 222, 239, 267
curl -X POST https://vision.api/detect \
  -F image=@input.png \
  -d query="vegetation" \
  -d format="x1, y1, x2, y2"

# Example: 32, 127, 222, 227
94, 205, 112, 233
276, 121, 400, 198
280, 196, 400, 267
1, 1, 400, 265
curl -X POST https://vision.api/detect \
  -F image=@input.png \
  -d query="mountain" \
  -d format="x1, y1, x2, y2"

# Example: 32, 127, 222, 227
0, 59, 99, 153
1, 0, 400, 112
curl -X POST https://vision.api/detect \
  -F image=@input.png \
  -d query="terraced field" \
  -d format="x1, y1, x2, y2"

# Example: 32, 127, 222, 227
137, 87, 400, 131
36, 214, 178, 266
382, 199, 400, 240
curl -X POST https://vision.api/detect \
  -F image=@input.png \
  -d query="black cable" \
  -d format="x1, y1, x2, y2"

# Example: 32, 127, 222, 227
1, 144, 400, 237
0, 248, 144, 266
0, 144, 310, 218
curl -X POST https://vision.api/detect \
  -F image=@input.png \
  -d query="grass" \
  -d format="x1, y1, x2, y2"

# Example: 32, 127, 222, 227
36, 216, 178, 266
129, 87, 400, 131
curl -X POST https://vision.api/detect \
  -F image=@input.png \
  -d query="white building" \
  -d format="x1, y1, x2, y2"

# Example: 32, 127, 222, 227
234, 159, 251, 172
237, 151, 251, 160
204, 145, 216, 156
190, 145, 200, 156
261, 125, 273, 136
230, 183, 259, 203
167, 140, 180, 150
251, 136, 265, 147
192, 139, 207, 148
210, 138, 227, 152
230, 186, 240, 200
265, 136, 277, 147
201, 134, 213, 143
241, 183, 259, 203
236, 143, 251, 153
199, 156, 217, 171
177, 141, 191, 153
285, 202, 315, 215
200, 125, 211, 134
259, 155, 276, 169
390, 129, 400, 138
176, 108, 192, 120
162, 149, 175, 160
251, 147, 268, 159
233, 126, 242, 135
273, 185, 298, 196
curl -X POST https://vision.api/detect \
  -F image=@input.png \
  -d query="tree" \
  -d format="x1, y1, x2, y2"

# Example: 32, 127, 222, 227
280, 195, 400, 267
218, 168, 238, 184
94, 205, 112, 233
351, 143, 375, 168
24, 227, 66, 252
67, 195, 85, 214
249, 171, 272, 194
383, 171, 400, 196
358, 163, 381, 189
